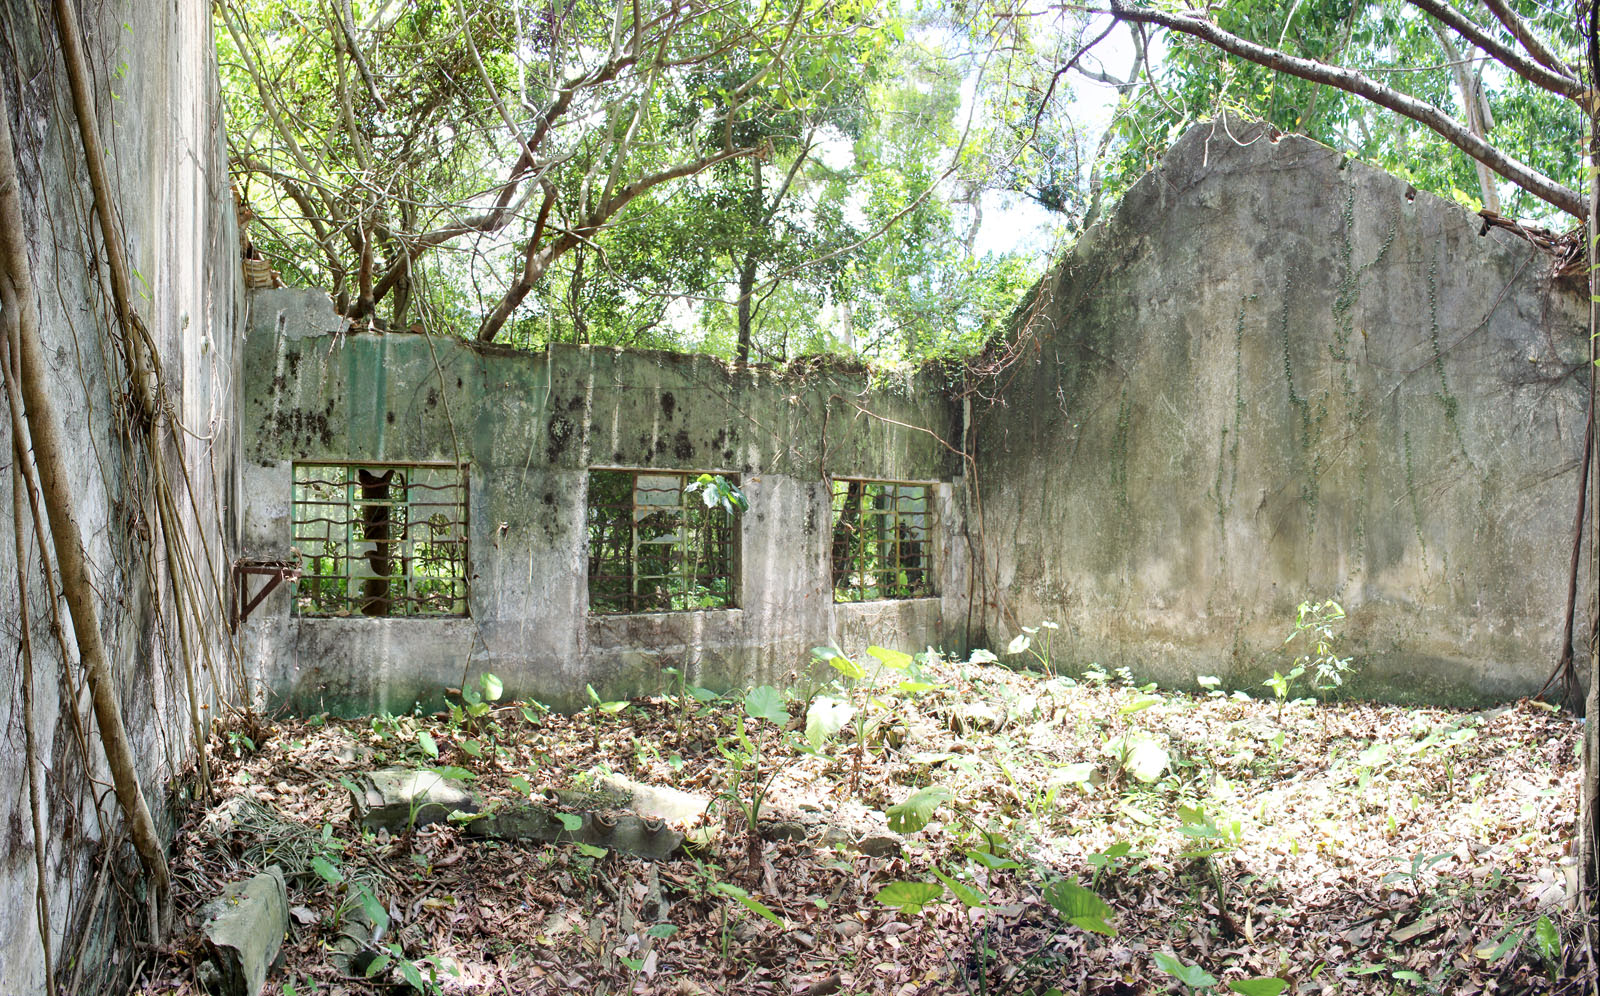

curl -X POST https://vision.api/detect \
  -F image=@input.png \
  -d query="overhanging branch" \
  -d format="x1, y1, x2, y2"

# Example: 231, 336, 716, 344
1102, 0, 1587, 219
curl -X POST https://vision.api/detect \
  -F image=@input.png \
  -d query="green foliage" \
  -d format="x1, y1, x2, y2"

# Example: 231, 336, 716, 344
1098, 0, 1584, 224
1265, 599, 1354, 719
885, 785, 954, 834
742, 685, 788, 725
1285, 599, 1354, 692
874, 880, 945, 915
1043, 879, 1118, 937
711, 882, 785, 927
685, 474, 749, 516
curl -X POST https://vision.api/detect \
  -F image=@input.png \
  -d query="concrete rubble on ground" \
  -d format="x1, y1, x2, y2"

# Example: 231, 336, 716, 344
346, 766, 907, 860
198, 867, 289, 996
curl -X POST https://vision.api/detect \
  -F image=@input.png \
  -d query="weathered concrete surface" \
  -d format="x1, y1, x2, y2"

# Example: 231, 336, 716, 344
466, 803, 686, 861
593, 772, 710, 825
0, 2, 241, 990
201, 868, 289, 996
974, 116, 1592, 704
350, 768, 478, 832
240, 292, 967, 712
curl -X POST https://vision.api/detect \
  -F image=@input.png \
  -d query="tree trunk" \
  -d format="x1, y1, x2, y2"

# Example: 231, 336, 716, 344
736, 156, 764, 366
1578, 0, 1599, 948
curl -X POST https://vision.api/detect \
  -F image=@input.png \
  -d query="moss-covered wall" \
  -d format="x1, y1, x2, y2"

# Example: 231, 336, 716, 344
241, 291, 966, 713
973, 116, 1592, 705
0, 2, 243, 988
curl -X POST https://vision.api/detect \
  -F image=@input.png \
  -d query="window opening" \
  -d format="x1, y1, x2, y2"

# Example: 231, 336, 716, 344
830, 478, 932, 602
291, 463, 468, 616
587, 469, 738, 613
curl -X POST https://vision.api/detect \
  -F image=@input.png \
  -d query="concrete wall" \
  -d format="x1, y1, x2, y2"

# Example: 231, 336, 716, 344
240, 291, 967, 713
0, 1, 241, 990
974, 116, 1592, 704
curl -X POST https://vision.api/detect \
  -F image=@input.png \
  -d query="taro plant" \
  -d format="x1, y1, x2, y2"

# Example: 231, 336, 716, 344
1105, 690, 1171, 786
809, 644, 935, 795
716, 684, 834, 880
1006, 620, 1061, 677
1152, 952, 1286, 995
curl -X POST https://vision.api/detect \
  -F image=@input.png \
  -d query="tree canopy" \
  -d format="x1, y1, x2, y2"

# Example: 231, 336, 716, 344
219, 0, 1084, 364
220, 0, 1598, 365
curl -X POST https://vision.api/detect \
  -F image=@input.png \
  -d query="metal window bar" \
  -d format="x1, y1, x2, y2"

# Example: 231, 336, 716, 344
291, 463, 469, 616
830, 478, 933, 603
587, 469, 738, 614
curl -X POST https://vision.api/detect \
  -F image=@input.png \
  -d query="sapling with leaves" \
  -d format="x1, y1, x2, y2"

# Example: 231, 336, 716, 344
584, 683, 629, 755
717, 684, 821, 881
809, 643, 934, 795
1265, 599, 1356, 721
449, 672, 503, 759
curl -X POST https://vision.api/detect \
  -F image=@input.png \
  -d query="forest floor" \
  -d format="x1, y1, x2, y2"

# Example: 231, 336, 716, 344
132, 652, 1587, 996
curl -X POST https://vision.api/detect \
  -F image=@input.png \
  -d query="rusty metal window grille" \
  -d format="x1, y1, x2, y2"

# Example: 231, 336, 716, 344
291, 463, 468, 617
830, 479, 933, 602
587, 469, 738, 614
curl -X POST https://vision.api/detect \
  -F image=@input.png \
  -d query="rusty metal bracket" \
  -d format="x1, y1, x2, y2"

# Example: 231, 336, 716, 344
232, 559, 300, 631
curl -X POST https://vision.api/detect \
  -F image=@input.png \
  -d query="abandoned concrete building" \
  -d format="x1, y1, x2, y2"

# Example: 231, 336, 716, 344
0, 5, 1593, 991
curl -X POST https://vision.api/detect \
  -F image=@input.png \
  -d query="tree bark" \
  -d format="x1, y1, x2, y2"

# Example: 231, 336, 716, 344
0, 83, 171, 915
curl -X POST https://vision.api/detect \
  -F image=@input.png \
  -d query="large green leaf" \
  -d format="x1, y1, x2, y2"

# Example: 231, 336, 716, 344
310, 856, 343, 886
1153, 952, 1217, 989
744, 685, 788, 724
886, 786, 953, 834
1228, 979, 1288, 995
357, 886, 389, 933
812, 646, 864, 680
1534, 915, 1562, 963
1043, 880, 1117, 936
865, 645, 913, 672
930, 867, 984, 908
806, 696, 853, 749
713, 882, 785, 926
874, 881, 945, 915
1125, 736, 1170, 783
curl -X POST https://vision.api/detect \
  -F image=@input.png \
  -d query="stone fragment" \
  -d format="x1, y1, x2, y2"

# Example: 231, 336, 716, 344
853, 832, 903, 858
758, 819, 808, 842
819, 827, 854, 849
201, 866, 289, 996
349, 768, 477, 832
593, 771, 710, 825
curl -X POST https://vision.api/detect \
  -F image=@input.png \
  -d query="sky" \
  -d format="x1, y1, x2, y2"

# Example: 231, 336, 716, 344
969, 14, 1142, 259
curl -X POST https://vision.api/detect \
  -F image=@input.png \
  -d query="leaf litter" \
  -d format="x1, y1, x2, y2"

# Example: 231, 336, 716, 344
132, 655, 1587, 995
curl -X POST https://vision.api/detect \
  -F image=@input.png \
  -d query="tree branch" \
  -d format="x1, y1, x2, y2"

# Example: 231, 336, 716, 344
1103, 0, 1586, 219
476, 147, 752, 341
1402, 0, 1580, 98
1476, 0, 1576, 80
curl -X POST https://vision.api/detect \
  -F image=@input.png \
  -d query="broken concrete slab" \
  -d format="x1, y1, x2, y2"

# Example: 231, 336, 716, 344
349, 768, 477, 832
200, 866, 288, 996
592, 771, 710, 825
758, 818, 808, 842
466, 802, 685, 861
